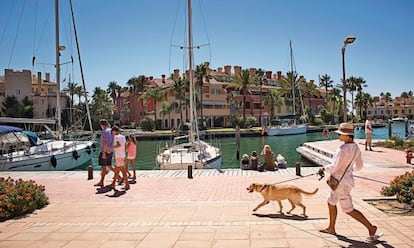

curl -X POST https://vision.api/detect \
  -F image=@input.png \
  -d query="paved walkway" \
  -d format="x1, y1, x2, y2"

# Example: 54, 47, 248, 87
0, 140, 413, 248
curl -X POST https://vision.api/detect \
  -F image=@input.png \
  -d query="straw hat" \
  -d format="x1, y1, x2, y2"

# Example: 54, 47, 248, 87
242, 154, 249, 159
334, 123, 354, 136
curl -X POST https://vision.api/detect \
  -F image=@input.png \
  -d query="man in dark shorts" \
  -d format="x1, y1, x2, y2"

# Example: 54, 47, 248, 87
94, 119, 115, 187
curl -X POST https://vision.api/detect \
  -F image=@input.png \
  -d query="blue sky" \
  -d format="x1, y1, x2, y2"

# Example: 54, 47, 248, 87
1, 0, 413, 99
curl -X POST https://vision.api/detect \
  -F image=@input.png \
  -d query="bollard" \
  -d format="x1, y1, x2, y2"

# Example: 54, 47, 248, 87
295, 162, 301, 176
87, 165, 93, 180
387, 119, 392, 139
188, 165, 193, 179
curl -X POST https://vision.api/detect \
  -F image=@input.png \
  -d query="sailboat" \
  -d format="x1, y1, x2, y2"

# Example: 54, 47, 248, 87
0, 0, 95, 171
156, 0, 222, 170
265, 41, 307, 136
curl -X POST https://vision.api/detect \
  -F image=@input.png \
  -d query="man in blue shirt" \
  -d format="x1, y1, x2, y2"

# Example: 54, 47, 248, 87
94, 119, 115, 187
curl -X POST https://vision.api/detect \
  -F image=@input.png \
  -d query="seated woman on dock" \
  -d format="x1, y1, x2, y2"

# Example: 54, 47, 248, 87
249, 151, 258, 170
260, 145, 277, 171
240, 154, 250, 170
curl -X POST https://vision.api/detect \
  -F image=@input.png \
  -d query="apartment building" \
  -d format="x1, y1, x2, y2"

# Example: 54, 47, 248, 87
115, 64, 327, 129
0, 69, 67, 119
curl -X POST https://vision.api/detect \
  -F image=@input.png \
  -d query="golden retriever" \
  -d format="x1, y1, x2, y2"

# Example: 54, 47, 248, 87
247, 183, 318, 217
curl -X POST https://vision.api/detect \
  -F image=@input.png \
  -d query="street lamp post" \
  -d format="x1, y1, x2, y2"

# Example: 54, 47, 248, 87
341, 36, 356, 122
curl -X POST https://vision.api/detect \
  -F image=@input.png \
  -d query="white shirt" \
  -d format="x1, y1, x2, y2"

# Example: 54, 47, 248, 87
113, 134, 126, 159
365, 119, 372, 134
325, 143, 363, 188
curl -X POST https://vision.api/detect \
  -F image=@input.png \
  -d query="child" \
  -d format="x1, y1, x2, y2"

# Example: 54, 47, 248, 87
110, 126, 129, 190
125, 134, 137, 179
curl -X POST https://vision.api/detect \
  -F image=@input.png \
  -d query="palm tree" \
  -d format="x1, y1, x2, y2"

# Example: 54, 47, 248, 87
170, 74, 186, 130
227, 69, 255, 128
400, 91, 409, 117
194, 63, 210, 129
91, 86, 114, 123
380, 92, 392, 119
346, 76, 358, 122
361, 92, 373, 119
107, 81, 121, 103
65, 82, 79, 125
127, 76, 147, 123
329, 87, 342, 124
319, 74, 333, 109
255, 68, 266, 126
141, 86, 165, 130
264, 89, 283, 121
300, 80, 320, 111
159, 101, 174, 129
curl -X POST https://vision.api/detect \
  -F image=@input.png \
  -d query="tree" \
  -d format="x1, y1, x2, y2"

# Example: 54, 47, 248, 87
329, 87, 342, 124
300, 80, 320, 112
65, 82, 79, 125
254, 68, 266, 126
21, 96, 34, 118
107, 81, 121, 103
91, 86, 114, 125
159, 101, 175, 129
319, 74, 333, 109
170, 75, 186, 130
141, 86, 165, 130
264, 89, 283, 121
380, 92, 392, 119
227, 69, 255, 128
1, 95, 23, 117
194, 63, 210, 129
126, 76, 147, 123
400, 91, 409, 117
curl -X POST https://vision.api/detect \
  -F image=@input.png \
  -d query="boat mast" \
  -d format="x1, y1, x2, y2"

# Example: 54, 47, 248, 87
188, 0, 195, 142
55, 0, 62, 139
289, 40, 296, 124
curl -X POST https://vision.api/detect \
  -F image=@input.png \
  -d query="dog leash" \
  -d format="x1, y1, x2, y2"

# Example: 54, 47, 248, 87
265, 171, 324, 186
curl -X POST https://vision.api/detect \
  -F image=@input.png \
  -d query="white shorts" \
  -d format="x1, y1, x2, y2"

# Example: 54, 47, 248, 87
327, 184, 354, 213
115, 158, 125, 167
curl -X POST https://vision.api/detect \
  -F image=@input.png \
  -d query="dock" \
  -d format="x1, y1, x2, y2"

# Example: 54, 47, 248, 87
0, 140, 413, 247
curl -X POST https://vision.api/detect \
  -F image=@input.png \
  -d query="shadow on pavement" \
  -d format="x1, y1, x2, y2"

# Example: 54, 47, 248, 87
252, 213, 325, 221
335, 234, 393, 248
106, 190, 126, 198
95, 186, 113, 194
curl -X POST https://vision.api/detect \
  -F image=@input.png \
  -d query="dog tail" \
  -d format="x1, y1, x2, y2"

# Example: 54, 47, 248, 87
300, 188, 319, 196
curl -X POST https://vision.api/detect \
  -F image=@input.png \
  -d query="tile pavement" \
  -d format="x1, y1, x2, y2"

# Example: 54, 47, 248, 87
0, 140, 413, 247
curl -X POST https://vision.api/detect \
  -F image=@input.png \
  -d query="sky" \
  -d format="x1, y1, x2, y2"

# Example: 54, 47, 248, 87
1, 0, 413, 99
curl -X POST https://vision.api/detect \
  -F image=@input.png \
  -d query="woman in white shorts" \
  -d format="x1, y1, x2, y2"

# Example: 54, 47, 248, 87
319, 123, 380, 242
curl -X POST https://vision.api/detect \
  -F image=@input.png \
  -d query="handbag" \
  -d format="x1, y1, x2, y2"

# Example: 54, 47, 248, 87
327, 149, 357, 190
327, 175, 340, 190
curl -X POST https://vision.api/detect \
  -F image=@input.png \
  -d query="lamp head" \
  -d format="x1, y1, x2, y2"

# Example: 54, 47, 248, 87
344, 36, 356, 44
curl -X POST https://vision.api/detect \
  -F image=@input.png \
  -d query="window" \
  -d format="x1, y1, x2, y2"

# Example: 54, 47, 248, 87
214, 89, 218, 95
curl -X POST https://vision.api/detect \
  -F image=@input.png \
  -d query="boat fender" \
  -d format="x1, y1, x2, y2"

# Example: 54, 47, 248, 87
322, 128, 329, 139
51, 155, 57, 168
86, 146, 92, 155
72, 150, 80, 160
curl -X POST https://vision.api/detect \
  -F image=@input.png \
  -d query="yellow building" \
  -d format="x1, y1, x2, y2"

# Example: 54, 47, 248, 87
0, 69, 67, 119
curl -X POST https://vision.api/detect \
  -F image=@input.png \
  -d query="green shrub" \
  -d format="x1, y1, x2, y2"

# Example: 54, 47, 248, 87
0, 177, 49, 221
380, 170, 414, 204
140, 118, 155, 131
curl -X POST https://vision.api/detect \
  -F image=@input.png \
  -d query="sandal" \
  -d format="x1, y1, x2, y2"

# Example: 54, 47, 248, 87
366, 233, 383, 242
319, 229, 336, 235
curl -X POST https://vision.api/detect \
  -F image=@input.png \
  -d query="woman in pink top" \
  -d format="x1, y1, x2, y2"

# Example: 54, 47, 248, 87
125, 134, 137, 179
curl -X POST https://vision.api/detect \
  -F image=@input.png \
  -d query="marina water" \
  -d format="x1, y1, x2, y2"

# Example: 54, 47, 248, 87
89, 123, 409, 171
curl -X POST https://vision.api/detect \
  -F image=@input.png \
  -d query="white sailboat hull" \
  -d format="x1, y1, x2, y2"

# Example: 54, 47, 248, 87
0, 140, 95, 171
157, 140, 222, 170
266, 124, 307, 136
